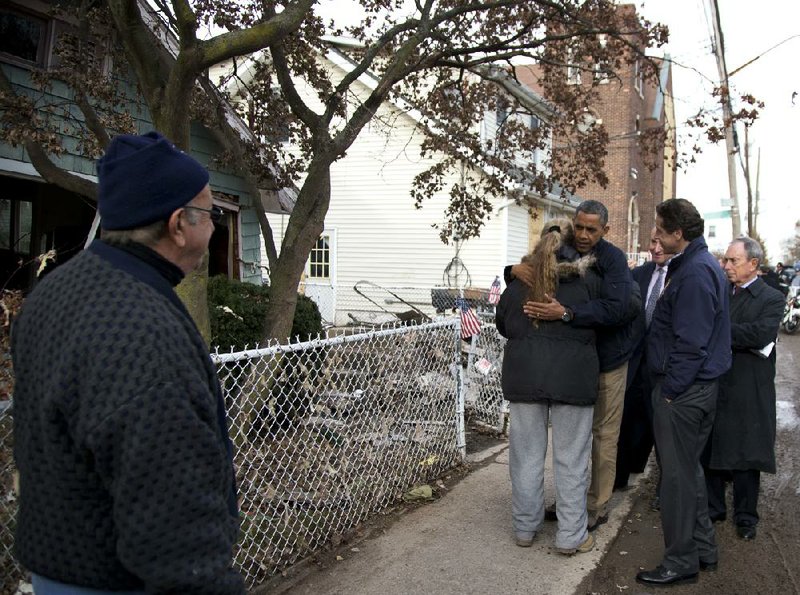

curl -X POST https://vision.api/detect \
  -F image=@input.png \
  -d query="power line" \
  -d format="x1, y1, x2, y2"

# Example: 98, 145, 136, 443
729, 35, 800, 77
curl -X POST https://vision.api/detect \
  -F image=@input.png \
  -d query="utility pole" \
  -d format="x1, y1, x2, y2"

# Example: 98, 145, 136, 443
708, 0, 741, 237
754, 147, 761, 232
744, 125, 753, 236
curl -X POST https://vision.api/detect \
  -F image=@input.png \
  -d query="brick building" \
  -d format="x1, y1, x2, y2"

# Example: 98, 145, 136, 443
517, 4, 676, 259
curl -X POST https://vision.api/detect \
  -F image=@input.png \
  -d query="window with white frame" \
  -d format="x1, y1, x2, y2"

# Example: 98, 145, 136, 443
627, 194, 640, 255
495, 99, 509, 129
308, 235, 331, 279
593, 62, 610, 83
529, 114, 544, 171
566, 49, 582, 85
633, 59, 644, 96
593, 35, 610, 83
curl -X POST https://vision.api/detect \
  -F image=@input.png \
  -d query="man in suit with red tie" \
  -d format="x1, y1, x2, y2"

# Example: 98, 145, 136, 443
615, 229, 674, 493
703, 237, 785, 541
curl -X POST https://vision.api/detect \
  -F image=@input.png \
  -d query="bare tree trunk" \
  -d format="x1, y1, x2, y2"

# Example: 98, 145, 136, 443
176, 253, 212, 343
263, 159, 332, 341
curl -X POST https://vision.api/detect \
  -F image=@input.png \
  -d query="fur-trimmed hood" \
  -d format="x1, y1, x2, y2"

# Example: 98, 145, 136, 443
557, 252, 596, 280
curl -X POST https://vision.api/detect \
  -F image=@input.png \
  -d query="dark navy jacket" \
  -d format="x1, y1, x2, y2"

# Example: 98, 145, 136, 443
571, 238, 639, 372
646, 236, 732, 397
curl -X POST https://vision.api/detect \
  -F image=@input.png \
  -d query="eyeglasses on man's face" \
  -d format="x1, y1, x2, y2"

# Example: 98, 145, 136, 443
183, 205, 224, 223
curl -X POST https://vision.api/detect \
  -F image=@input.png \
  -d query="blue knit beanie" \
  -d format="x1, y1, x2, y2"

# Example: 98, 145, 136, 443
98, 131, 210, 230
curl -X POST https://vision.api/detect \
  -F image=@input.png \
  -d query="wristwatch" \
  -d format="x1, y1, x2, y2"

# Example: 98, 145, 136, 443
561, 307, 573, 322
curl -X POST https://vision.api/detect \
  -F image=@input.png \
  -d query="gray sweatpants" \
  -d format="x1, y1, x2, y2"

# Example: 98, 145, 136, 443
508, 400, 594, 550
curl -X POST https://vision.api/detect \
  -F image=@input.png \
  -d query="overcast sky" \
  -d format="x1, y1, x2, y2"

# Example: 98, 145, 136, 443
637, 0, 800, 260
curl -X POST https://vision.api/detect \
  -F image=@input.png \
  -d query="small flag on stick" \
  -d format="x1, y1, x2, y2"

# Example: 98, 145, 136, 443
456, 297, 481, 339
488, 276, 501, 305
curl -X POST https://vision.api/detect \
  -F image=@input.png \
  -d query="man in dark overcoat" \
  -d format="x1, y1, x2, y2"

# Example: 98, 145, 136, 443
704, 237, 785, 541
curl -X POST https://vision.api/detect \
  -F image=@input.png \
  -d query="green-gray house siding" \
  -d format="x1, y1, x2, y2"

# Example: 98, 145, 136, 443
0, 59, 263, 286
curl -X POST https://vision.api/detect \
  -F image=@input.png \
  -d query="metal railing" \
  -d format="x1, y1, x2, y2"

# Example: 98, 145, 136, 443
0, 318, 508, 592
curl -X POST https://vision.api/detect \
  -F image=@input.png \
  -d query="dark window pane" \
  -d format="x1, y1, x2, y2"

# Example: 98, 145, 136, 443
0, 10, 45, 64
18, 200, 32, 253
0, 200, 10, 250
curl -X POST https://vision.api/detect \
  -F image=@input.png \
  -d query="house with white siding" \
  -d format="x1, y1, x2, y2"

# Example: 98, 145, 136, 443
226, 43, 579, 326
703, 207, 734, 257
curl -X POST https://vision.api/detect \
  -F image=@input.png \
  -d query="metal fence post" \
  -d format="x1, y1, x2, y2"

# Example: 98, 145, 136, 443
455, 316, 467, 462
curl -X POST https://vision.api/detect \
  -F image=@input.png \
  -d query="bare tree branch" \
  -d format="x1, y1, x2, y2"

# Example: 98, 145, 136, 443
200, 0, 315, 70
170, 0, 199, 49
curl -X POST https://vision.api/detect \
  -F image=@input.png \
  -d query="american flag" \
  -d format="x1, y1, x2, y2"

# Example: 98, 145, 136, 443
488, 276, 501, 305
456, 297, 481, 339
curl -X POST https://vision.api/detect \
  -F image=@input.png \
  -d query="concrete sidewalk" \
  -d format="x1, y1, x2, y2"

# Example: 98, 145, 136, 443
262, 442, 647, 595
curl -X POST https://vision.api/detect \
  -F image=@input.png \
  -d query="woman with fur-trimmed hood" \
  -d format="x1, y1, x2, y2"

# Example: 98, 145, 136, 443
496, 218, 600, 555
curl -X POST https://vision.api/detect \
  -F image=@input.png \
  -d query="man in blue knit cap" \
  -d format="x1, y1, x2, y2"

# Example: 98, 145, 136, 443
12, 132, 244, 594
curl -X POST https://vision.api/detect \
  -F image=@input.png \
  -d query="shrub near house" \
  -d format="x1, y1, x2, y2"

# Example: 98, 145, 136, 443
208, 276, 322, 351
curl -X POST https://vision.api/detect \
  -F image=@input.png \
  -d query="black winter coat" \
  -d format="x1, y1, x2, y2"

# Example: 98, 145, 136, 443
707, 278, 785, 473
496, 260, 601, 406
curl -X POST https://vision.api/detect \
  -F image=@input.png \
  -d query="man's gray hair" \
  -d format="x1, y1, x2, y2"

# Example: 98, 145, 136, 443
100, 206, 200, 246
731, 236, 764, 264
101, 220, 169, 247
575, 200, 609, 226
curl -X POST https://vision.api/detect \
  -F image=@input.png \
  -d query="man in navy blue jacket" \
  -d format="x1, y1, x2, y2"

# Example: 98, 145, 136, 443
636, 199, 731, 587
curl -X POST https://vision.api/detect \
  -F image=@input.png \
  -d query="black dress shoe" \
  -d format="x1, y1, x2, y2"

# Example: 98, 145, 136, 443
737, 525, 757, 540
709, 513, 726, 523
699, 559, 718, 572
636, 565, 699, 586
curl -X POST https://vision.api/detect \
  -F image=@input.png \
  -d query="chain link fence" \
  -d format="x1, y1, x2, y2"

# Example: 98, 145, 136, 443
217, 319, 465, 586
0, 316, 511, 592
463, 323, 508, 432
0, 401, 21, 595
